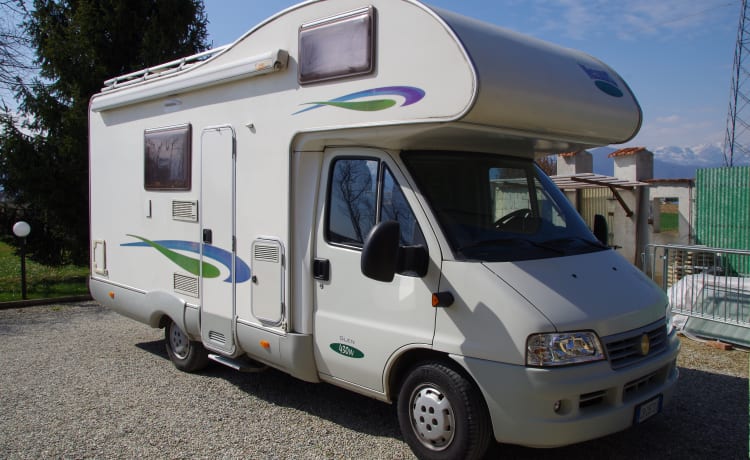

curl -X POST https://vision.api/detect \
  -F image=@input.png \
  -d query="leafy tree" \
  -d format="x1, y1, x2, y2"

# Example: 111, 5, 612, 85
0, 0, 209, 264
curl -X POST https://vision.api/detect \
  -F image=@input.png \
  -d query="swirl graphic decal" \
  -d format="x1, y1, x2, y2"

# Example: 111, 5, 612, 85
293, 86, 426, 115
122, 235, 251, 283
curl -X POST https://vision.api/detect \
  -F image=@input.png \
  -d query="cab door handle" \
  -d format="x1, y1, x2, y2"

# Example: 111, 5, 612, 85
313, 258, 330, 281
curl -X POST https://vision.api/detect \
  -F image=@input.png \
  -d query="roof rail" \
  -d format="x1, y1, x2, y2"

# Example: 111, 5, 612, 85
101, 45, 230, 92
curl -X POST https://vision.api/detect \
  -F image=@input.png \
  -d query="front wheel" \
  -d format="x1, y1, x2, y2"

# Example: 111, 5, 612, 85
397, 362, 492, 460
165, 320, 209, 372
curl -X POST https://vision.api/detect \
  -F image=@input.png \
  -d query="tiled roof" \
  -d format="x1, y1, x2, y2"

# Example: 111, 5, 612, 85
643, 178, 694, 185
558, 150, 585, 158
608, 147, 648, 158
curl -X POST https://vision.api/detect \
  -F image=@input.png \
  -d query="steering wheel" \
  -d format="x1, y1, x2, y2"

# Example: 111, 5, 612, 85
494, 208, 532, 229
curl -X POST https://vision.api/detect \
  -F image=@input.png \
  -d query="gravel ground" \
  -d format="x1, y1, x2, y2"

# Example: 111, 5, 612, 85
0, 302, 747, 459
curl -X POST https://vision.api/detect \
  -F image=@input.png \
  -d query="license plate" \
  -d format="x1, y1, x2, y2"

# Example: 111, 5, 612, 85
634, 395, 663, 424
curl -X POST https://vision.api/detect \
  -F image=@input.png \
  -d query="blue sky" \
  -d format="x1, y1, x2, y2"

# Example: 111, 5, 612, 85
203, 0, 738, 151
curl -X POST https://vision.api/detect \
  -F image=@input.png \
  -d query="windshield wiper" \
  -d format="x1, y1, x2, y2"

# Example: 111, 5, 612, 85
459, 237, 565, 255
541, 236, 608, 250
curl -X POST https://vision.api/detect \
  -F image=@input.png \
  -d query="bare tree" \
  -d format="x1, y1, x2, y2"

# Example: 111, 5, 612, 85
536, 154, 557, 176
334, 159, 376, 243
0, 0, 34, 104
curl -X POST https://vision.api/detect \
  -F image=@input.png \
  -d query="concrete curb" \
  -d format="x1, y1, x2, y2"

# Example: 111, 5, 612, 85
0, 295, 94, 310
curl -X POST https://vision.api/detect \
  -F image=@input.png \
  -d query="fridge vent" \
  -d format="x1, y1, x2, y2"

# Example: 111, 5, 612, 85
172, 200, 198, 222
254, 244, 280, 263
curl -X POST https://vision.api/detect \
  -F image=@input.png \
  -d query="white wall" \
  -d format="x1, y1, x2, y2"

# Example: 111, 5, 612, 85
648, 183, 695, 246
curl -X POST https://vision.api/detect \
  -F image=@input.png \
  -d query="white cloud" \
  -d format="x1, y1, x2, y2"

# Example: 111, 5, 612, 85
634, 118, 723, 148
656, 115, 681, 123
528, 0, 735, 41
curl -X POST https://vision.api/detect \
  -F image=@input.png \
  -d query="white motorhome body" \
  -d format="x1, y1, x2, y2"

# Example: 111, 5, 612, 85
89, 1, 679, 457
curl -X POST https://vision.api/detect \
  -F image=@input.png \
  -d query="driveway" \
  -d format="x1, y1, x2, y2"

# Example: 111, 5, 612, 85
0, 302, 746, 459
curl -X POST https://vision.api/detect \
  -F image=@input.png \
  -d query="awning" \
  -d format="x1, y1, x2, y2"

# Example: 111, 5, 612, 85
550, 173, 649, 218
550, 173, 649, 190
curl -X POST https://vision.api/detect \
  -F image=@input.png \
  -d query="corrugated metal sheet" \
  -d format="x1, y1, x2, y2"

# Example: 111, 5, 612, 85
696, 166, 750, 274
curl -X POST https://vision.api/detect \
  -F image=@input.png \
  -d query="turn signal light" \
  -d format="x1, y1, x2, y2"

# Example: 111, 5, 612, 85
108, 291, 115, 299
260, 340, 270, 350
431, 292, 454, 308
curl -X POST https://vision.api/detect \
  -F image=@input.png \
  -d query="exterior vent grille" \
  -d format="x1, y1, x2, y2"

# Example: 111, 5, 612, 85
208, 331, 226, 345
254, 244, 280, 263
623, 371, 659, 402
172, 200, 198, 222
173, 273, 199, 297
603, 320, 668, 370
579, 390, 606, 409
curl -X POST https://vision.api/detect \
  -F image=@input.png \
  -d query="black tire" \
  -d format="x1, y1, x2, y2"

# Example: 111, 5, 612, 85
164, 320, 209, 372
397, 362, 492, 460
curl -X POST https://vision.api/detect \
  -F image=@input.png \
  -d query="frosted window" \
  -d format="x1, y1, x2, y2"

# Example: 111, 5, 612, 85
299, 7, 374, 84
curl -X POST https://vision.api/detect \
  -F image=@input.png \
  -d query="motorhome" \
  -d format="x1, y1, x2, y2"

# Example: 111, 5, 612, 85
89, 1, 680, 458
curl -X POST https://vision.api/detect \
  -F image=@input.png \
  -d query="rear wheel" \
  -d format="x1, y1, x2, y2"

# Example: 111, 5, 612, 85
165, 320, 209, 372
397, 362, 492, 460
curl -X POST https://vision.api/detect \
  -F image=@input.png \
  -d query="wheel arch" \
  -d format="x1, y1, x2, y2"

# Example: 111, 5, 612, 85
143, 290, 194, 336
385, 347, 489, 408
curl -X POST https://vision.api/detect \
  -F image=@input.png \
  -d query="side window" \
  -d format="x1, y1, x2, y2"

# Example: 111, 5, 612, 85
327, 158, 378, 246
144, 124, 191, 191
327, 158, 425, 249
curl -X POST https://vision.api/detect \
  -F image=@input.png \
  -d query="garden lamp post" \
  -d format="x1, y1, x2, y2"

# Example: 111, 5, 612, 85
12, 221, 31, 300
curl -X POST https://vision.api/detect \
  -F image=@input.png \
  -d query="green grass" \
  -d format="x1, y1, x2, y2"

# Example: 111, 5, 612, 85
660, 212, 679, 232
0, 241, 89, 302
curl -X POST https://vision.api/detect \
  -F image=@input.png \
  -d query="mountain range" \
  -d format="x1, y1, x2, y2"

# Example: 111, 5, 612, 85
588, 142, 746, 179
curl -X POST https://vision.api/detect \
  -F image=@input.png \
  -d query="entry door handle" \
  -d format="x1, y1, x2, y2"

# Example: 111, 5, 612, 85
313, 258, 330, 281
202, 229, 213, 244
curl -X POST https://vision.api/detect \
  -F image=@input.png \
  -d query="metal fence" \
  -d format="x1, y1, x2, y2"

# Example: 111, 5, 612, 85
643, 244, 750, 330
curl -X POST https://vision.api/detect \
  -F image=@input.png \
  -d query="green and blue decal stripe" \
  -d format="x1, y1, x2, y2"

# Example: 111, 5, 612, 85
293, 86, 425, 115
121, 235, 251, 283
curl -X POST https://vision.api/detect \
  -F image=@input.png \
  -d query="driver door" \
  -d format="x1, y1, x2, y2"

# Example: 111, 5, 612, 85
313, 148, 440, 393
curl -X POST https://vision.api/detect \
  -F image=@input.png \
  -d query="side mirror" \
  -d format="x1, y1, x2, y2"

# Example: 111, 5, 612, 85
593, 214, 608, 247
361, 221, 400, 282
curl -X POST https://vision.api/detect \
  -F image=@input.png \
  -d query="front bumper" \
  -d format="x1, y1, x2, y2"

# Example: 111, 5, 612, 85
452, 331, 680, 448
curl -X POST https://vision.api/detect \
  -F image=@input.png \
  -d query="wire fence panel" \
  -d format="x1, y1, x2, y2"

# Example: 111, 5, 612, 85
643, 244, 750, 329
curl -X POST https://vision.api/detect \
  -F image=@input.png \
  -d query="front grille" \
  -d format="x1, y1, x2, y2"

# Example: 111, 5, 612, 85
603, 320, 668, 370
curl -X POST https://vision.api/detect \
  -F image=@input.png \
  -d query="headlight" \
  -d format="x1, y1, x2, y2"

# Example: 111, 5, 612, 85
526, 331, 605, 367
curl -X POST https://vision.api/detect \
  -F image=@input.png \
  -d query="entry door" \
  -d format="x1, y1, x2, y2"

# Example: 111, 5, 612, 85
313, 148, 439, 393
200, 126, 236, 353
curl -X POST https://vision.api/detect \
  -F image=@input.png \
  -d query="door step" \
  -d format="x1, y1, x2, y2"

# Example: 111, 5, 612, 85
208, 354, 268, 373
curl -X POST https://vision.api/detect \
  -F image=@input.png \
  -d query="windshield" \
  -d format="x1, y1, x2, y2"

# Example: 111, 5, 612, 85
402, 151, 607, 262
